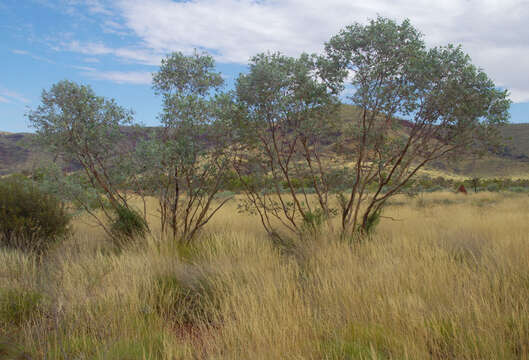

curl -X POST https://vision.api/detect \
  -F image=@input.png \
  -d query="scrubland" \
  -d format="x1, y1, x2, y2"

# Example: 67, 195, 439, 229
1, 191, 529, 359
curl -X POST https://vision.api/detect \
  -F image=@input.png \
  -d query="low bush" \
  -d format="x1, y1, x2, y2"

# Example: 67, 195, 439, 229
320, 323, 400, 359
486, 183, 501, 192
0, 288, 43, 326
508, 186, 529, 193
0, 338, 30, 360
0, 176, 70, 253
147, 271, 221, 326
110, 205, 148, 247
102, 332, 165, 360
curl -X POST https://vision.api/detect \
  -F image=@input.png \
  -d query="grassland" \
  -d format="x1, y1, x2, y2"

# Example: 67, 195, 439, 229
1, 192, 529, 359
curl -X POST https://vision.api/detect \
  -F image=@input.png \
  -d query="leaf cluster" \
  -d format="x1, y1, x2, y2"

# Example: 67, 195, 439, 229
0, 175, 70, 253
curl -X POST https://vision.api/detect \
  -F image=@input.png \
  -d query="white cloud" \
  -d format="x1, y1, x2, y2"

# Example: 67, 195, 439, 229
467, 45, 529, 103
83, 0, 112, 15
71, 65, 97, 72
67, 41, 112, 55
83, 70, 152, 85
508, 89, 529, 104
83, 57, 100, 63
0, 87, 30, 103
11, 49, 56, 64
101, 0, 529, 102
12, 49, 30, 55
45, 0, 528, 102
66, 40, 161, 65
36, 0, 112, 16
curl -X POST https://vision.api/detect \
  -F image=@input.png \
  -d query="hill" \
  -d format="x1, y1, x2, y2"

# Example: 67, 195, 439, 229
499, 123, 529, 159
430, 123, 529, 177
0, 132, 52, 175
338, 106, 529, 177
1, 109, 529, 177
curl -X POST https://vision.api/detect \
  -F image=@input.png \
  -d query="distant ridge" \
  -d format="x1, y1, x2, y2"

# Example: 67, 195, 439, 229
1, 108, 529, 177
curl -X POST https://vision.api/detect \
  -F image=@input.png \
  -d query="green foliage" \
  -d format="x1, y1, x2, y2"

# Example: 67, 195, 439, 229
110, 205, 148, 245
302, 208, 334, 236
232, 51, 340, 239
102, 333, 165, 360
0, 176, 70, 253
486, 183, 501, 192
0, 288, 43, 326
28, 80, 133, 163
148, 273, 220, 326
320, 324, 400, 359
282, 177, 304, 190
508, 186, 529, 193
33, 164, 105, 215
327, 17, 510, 141
19, 17, 514, 245
0, 339, 30, 360
425, 318, 474, 359
139, 51, 234, 243
323, 16, 510, 237
27, 80, 137, 237
401, 175, 529, 194
215, 190, 236, 199
363, 209, 381, 235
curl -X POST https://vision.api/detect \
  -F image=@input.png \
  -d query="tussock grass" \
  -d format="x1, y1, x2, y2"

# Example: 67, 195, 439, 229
1, 192, 529, 358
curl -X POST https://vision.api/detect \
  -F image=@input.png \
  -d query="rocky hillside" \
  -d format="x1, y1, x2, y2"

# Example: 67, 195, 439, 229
2, 113, 529, 177
0, 132, 50, 175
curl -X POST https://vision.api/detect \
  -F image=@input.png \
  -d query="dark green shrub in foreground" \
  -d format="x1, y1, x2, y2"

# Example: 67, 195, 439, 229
0, 176, 70, 253
110, 205, 148, 247
148, 273, 221, 326
0, 288, 43, 326
0, 339, 30, 360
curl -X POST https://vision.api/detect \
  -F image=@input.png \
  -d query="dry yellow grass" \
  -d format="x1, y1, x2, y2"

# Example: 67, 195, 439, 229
1, 191, 529, 359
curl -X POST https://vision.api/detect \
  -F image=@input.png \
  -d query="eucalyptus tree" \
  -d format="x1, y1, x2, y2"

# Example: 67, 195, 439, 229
233, 52, 341, 241
28, 80, 145, 238
144, 51, 234, 243
322, 17, 511, 237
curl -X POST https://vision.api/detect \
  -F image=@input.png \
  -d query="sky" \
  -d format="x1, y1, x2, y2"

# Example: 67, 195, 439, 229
1, 0, 529, 133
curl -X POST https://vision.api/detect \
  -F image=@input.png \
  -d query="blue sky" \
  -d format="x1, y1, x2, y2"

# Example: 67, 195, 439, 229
1, 0, 528, 132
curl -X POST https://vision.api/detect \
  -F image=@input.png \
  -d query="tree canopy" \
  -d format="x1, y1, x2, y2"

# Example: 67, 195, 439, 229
28, 17, 511, 243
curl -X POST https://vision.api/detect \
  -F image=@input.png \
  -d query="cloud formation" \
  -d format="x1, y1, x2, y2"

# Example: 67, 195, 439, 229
12, 49, 56, 64
54, 0, 529, 102
109, 0, 529, 102
83, 70, 153, 85
66, 40, 161, 66
0, 87, 30, 104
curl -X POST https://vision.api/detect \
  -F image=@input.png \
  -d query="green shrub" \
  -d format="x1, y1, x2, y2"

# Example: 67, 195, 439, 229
425, 318, 468, 359
281, 177, 305, 190
364, 209, 381, 235
0, 288, 43, 326
215, 190, 236, 199
225, 173, 258, 192
486, 183, 500, 192
508, 186, 528, 193
0, 176, 70, 253
148, 272, 220, 326
302, 208, 333, 236
320, 323, 400, 359
110, 205, 148, 246
0, 338, 30, 360
102, 332, 165, 360
42, 319, 166, 360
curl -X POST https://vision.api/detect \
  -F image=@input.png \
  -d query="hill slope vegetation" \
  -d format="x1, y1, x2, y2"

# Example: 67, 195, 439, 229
2, 107, 529, 177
